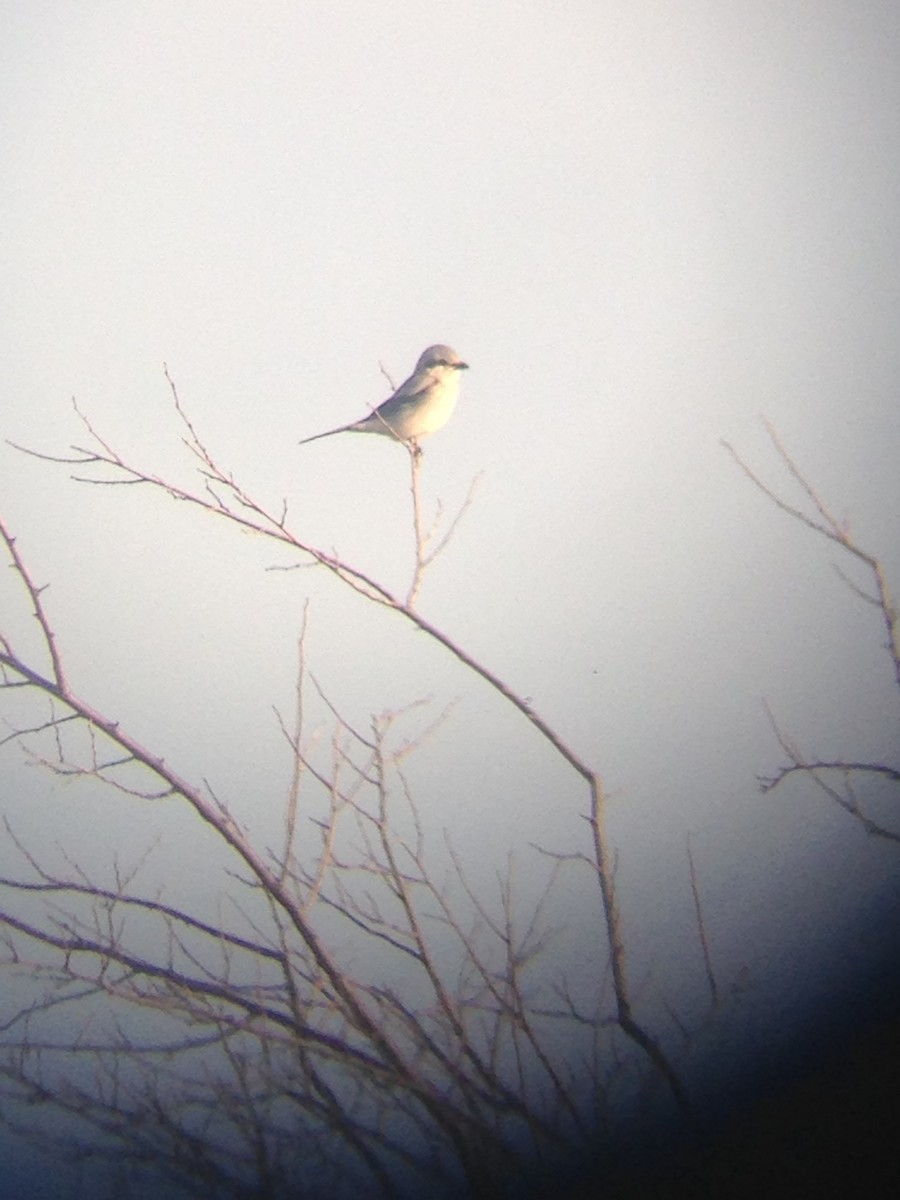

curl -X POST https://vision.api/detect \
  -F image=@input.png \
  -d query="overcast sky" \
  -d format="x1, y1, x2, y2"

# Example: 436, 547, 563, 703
2, 1, 900, 1194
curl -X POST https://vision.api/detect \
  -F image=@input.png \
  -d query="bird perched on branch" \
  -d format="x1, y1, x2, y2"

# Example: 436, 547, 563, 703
299, 344, 469, 448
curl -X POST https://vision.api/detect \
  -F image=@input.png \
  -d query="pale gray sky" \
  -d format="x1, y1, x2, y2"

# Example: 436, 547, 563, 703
2, 1, 900, 1193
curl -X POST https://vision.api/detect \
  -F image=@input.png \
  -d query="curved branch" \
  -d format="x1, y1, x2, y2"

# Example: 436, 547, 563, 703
5, 387, 691, 1121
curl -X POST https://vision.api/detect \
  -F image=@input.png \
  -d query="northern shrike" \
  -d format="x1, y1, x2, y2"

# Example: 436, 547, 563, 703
299, 344, 469, 447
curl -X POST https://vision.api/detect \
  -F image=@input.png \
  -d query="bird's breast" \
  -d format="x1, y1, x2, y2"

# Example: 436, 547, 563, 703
403, 374, 460, 438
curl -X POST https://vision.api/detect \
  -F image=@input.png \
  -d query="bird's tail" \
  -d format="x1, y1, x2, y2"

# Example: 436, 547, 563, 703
298, 424, 351, 446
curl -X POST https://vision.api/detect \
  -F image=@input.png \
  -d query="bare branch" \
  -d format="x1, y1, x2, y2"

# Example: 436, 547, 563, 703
0, 515, 68, 689
0, 384, 702, 1192
723, 420, 900, 693
686, 835, 718, 1009
760, 701, 900, 841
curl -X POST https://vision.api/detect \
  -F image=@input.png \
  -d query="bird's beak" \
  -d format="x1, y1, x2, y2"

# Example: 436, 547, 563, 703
457, 361, 469, 370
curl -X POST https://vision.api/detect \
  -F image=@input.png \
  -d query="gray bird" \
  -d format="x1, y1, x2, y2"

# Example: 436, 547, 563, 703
299, 344, 469, 447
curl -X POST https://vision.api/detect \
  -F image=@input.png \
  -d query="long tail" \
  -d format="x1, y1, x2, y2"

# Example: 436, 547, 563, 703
298, 424, 353, 446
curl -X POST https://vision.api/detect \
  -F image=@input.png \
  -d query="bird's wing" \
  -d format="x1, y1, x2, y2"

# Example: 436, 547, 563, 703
299, 363, 440, 443
376, 370, 435, 417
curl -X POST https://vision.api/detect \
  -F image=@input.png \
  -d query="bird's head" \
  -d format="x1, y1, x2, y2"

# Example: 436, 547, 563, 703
416, 345, 469, 373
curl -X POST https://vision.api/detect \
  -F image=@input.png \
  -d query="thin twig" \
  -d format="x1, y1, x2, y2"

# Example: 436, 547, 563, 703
686, 835, 718, 1009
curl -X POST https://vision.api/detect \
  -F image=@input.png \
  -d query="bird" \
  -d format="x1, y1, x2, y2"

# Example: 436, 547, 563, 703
299, 344, 469, 448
